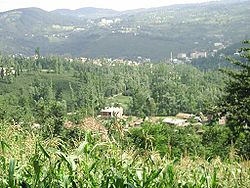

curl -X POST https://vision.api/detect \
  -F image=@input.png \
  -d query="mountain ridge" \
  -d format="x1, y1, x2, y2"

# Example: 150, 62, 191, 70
52, 7, 118, 19
0, 0, 249, 60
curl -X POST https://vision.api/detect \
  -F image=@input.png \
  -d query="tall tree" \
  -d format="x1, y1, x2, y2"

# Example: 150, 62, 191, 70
219, 40, 250, 134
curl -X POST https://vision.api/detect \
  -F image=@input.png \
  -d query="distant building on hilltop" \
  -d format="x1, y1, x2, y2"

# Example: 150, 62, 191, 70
0, 67, 16, 76
177, 53, 187, 59
190, 51, 207, 59
214, 42, 225, 49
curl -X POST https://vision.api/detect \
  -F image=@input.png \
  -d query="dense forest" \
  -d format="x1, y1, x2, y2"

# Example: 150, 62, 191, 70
0, 49, 224, 122
0, 41, 249, 187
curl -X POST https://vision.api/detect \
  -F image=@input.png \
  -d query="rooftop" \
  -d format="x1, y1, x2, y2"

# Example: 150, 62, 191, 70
100, 107, 123, 113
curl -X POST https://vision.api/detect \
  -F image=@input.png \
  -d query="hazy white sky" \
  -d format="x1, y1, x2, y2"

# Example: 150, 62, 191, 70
0, 0, 212, 12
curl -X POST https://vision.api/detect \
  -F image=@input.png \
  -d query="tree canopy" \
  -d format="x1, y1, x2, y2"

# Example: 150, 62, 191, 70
219, 40, 250, 133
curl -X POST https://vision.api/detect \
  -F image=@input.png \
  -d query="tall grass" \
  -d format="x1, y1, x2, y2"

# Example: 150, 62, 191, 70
0, 123, 249, 187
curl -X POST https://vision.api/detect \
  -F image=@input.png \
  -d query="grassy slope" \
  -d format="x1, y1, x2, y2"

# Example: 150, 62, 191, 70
107, 94, 131, 109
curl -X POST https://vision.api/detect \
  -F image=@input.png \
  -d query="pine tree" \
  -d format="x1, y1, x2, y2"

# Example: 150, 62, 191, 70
219, 40, 250, 134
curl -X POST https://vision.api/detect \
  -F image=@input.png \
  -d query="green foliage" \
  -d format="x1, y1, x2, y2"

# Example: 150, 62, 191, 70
128, 122, 243, 160
0, 53, 225, 124
35, 99, 67, 137
235, 131, 250, 158
1, 1, 250, 60
0, 46, 249, 187
202, 125, 233, 159
129, 123, 205, 158
219, 40, 250, 134
0, 124, 249, 187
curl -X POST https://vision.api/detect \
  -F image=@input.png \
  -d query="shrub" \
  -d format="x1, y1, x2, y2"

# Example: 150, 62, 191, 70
202, 125, 233, 159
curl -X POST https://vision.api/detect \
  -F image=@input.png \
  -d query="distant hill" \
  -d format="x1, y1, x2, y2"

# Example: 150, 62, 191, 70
0, 8, 86, 55
0, 0, 250, 60
52, 7, 118, 19
0, 8, 82, 32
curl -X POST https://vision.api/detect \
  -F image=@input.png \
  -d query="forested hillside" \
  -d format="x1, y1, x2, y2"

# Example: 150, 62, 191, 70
0, 0, 250, 59
0, 0, 250, 186
0, 43, 250, 186
0, 52, 224, 122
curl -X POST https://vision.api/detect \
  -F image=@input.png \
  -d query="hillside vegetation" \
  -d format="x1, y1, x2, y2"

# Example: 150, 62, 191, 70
0, 53, 225, 122
0, 0, 250, 59
1, 122, 250, 187
0, 41, 250, 187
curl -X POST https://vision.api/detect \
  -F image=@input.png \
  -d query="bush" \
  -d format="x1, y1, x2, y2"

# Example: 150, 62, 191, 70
202, 125, 233, 159
129, 123, 205, 158
235, 131, 250, 159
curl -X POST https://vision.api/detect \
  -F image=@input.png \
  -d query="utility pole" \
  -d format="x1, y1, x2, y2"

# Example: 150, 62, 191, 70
170, 52, 173, 63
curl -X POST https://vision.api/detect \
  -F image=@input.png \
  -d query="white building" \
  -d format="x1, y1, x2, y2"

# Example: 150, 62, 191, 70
177, 53, 187, 59
162, 117, 188, 126
190, 51, 207, 59
100, 107, 123, 118
99, 19, 114, 27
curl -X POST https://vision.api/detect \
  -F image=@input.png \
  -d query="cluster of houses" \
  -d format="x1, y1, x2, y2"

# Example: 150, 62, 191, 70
98, 18, 122, 27
169, 41, 228, 64
73, 57, 149, 66
170, 51, 207, 64
0, 67, 16, 77
162, 113, 201, 127
99, 107, 226, 127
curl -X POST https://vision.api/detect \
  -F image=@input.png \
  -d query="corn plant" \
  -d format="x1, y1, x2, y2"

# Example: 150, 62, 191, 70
0, 123, 250, 187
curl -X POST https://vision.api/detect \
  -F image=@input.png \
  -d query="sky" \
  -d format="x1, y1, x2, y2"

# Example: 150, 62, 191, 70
0, 0, 212, 12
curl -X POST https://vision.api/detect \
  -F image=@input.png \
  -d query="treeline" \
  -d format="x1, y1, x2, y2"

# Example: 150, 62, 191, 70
0, 53, 225, 123
128, 122, 249, 159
